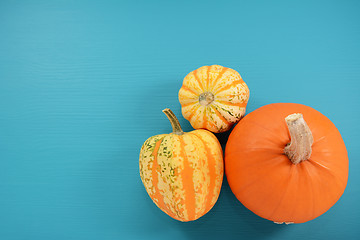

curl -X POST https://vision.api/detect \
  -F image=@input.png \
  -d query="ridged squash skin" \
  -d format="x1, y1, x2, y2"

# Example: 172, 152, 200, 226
225, 103, 348, 223
179, 65, 250, 133
139, 110, 224, 222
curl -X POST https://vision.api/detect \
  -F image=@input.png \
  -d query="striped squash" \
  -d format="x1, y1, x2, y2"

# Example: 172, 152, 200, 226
139, 109, 223, 222
179, 65, 250, 133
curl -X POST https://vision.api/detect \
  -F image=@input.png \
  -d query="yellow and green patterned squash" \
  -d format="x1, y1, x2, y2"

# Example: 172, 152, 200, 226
179, 65, 250, 133
139, 109, 223, 221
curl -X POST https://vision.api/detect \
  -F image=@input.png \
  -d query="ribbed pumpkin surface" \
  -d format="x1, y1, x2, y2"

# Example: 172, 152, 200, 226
225, 103, 348, 223
139, 129, 223, 221
179, 65, 250, 133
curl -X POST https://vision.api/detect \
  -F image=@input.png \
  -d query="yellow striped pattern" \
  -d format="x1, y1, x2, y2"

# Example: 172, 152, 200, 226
139, 130, 223, 222
179, 65, 250, 133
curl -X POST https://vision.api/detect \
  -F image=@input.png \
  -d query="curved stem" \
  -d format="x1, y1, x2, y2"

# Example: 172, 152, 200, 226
162, 108, 184, 135
284, 113, 314, 164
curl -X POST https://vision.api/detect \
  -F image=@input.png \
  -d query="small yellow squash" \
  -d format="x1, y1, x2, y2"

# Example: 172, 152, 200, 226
179, 65, 250, 133
139, 109, 223, 221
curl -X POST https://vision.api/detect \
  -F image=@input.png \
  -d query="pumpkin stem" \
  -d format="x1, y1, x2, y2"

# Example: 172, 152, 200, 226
199, 92, 214, 106
162, 108, 184, 135
284, 113, 314, 164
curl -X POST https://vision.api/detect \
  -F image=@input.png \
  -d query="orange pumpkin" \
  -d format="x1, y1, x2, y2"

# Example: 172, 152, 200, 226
139, 109, 223, 221
225, 103, 348, 224
179, 65, 250, 133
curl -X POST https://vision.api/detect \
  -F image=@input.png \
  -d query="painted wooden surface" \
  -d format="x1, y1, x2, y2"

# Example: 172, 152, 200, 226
0, 0, 359, 239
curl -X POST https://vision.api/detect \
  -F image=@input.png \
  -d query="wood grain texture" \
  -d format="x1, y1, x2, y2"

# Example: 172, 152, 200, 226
0, 0, 359, 239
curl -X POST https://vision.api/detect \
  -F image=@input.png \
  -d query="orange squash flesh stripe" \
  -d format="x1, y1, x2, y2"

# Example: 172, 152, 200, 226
217, 100, 247, 107
206, 66, 211, 90
181, 85, 199, 95
214, 80, 244, 95
211, 105, 229, 125
187, 105, 200, 124
178, 136, 196, 220
181, 102, 197, 108
193, 70, 204, 91
210, 67, 228, 91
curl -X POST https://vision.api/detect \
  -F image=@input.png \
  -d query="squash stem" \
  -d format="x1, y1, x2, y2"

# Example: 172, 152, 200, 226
162, 108, 184, 135
284, 113, 314, 164
199, 92, 214, 106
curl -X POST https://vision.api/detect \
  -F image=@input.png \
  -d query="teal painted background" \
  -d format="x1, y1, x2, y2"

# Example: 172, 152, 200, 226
0, 0, 359, 239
